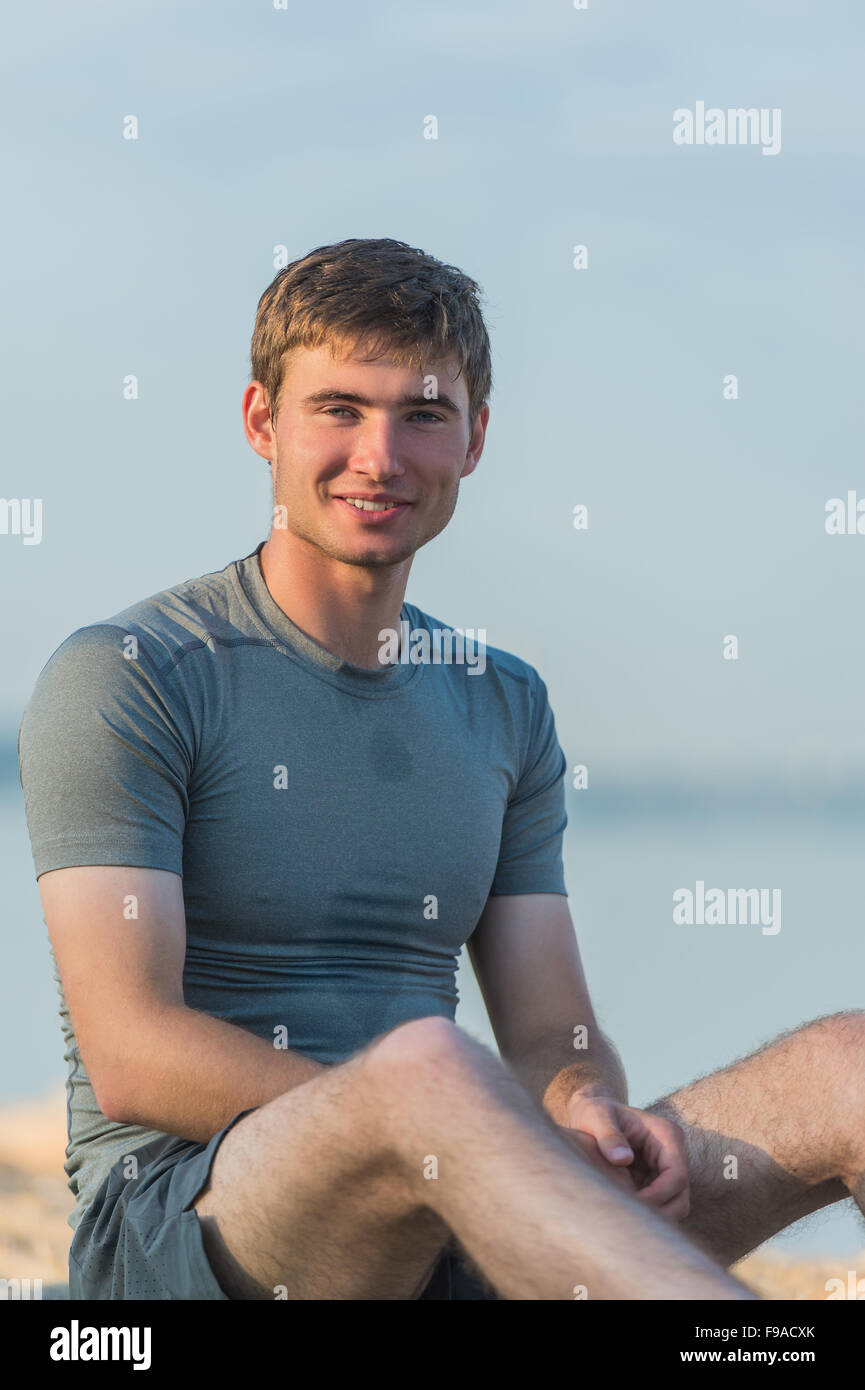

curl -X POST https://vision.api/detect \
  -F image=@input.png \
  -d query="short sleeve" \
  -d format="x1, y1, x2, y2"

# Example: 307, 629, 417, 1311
17, 624, 193, 880
490, 668, 568, 897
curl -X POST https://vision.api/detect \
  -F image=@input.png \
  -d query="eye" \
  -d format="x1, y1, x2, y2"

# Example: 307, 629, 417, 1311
320, 407, 445, 423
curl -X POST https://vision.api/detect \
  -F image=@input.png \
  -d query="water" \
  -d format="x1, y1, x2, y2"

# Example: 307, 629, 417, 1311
2, 786, 862, 1256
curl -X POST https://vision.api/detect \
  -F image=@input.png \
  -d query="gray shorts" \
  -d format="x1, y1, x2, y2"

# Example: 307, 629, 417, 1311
68, 1108, 498, 1300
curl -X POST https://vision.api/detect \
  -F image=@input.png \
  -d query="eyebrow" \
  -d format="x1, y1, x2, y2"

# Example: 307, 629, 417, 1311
300, 388, 463, 415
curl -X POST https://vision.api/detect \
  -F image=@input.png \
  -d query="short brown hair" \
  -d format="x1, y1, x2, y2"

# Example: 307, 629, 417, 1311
250, 237, 493, 433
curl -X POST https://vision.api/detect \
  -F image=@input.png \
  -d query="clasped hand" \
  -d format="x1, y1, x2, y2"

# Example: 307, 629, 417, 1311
556, 1095, 690, 1222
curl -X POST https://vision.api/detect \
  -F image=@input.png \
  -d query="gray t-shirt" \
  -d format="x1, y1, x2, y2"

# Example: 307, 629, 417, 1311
17, 542, 568, 1232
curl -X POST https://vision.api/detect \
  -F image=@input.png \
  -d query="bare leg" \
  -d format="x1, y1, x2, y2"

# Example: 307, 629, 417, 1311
196, 1016, 753, 1300
646, 1010, 865, 1265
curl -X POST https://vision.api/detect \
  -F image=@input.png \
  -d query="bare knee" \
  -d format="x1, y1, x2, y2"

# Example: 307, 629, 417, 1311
805, 1009, 865, 1084
359, 1016, 496, 1154
363, 1015, 488, 1093
792, 1010, 865, 1088
805, 1009, 865, 1056
795, 1010, 865, 1175
370, 1015, 464, 1064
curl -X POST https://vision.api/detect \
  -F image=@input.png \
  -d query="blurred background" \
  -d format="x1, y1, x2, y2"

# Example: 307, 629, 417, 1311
1, 0, 863, 1282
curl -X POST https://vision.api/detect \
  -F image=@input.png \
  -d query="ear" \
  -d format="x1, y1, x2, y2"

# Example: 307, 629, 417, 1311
461, 402, 489, 478
243, 381, 277, 464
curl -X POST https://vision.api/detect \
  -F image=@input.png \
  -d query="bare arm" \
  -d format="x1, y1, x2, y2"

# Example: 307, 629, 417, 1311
468, 894, 691, 1216
39, 865, 326, 1143
467, 892, 627, 1124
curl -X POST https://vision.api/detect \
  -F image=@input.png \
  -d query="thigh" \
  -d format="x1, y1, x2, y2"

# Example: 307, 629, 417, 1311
194, 1040, 451, 1300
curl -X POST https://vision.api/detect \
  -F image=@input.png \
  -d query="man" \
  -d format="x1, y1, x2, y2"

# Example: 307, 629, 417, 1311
18, 238, 862, 1300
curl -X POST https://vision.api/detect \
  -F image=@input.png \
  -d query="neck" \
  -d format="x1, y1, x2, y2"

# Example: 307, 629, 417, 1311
258, 533, 410, 670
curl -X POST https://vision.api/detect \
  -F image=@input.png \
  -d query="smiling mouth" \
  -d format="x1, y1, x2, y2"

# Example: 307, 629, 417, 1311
332, 495, 411, 521
338, 496, 409, 512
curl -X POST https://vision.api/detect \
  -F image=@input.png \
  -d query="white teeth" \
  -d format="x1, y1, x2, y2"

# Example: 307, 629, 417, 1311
343, 498, 397, 512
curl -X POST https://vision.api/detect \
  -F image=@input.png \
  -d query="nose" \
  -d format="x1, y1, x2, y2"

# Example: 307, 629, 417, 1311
345, 415, 406, 482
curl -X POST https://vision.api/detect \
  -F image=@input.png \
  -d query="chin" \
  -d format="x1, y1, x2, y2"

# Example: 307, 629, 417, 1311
339, 546, 416, 568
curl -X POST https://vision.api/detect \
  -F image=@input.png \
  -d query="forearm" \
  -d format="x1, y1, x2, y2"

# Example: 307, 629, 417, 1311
104, 1004, 328, 1143
508, 1028, 628, 1126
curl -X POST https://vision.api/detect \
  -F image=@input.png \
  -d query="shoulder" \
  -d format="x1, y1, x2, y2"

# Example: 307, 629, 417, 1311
29, 554, 243, 689
18, 557, 250, 762
400, 600, 559, 765
402, 598, 550, 697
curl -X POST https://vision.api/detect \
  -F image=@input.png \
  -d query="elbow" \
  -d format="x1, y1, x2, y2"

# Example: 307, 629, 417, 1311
92, 1071, 132, 1125
100, 1096, 127, 1126
94, 1084, 122, 1125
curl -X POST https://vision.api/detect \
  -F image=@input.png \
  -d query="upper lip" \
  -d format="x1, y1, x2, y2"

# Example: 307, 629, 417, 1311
334, 493, 411, 504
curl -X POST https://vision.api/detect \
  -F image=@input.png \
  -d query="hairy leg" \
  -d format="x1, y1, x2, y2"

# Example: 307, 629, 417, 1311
646, 1011, 865, 1266
194, 1025, 450, 1301
196, 1016, 752, 1301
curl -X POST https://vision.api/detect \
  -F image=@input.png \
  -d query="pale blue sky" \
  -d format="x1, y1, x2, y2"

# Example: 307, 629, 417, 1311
1, 0, 863, 794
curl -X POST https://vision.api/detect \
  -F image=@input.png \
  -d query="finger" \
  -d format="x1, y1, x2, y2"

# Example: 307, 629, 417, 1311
634, 1165, 689, 1207
591, 1125, 634, 1165
612, 1110, 664, 1168
622, 1118, 687, 1187
566, 1099, 637, 1164
653, 1191, 691, 1223
567, 1100, 636, 1164
568, 1130, 632, 1179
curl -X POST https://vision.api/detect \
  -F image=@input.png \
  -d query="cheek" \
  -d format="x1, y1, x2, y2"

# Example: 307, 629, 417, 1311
434, 473, 463, 508
420, 458, 463, 494
274, 439, 337, 488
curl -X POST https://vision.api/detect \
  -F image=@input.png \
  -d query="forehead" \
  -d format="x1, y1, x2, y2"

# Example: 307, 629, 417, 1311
280, 341, 468, 405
